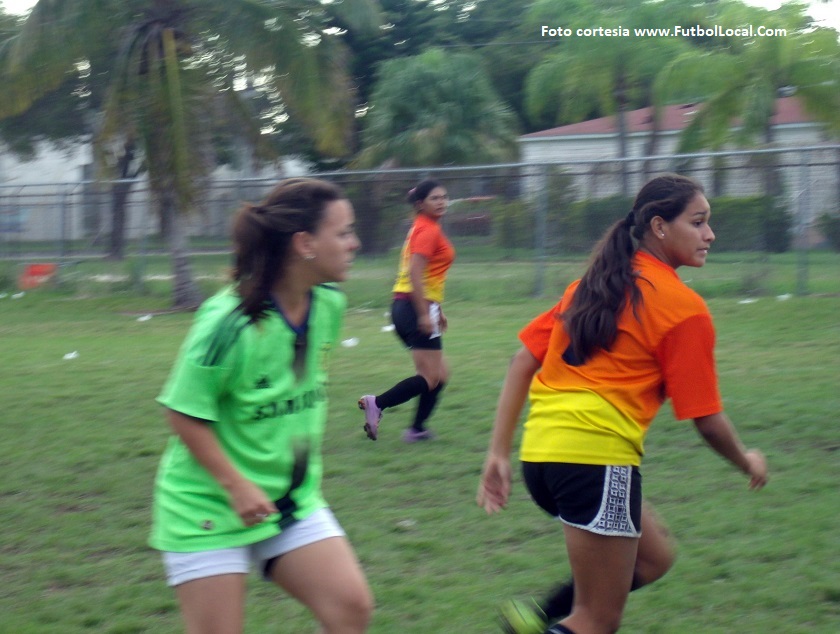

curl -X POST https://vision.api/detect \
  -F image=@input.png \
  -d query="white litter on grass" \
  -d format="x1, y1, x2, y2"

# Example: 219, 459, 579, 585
137, 314, 153, 322
395, 519, 417, 532
341, 337, 360, 348
737, 298, 759, 304
11, 292, 24, 299
380, 324, 395, 332
776, 294, 792, 301
63, 351, 79, 360
0, 293, 7, 299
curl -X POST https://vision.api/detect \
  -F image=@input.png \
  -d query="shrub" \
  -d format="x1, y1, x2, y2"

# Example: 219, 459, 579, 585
559, 196, 633, 253
490, 199, 535, 249
550, 194, 792, 254
761, 198, 793, 253
0, 262, 15, 291
701, 195, 791, 253
818, 213, 840, 251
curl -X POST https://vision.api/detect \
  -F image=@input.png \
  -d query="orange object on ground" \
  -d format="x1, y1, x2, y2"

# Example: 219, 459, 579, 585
19, 263, 57, 290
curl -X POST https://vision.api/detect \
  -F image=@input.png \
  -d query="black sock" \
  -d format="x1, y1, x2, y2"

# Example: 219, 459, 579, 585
541, 581, 574, 622
541, 574, 644, 621
376, 375, 428, 410
412, 381, 445, 431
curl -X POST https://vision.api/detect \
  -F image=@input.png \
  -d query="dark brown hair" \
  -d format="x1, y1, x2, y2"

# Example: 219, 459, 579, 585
232, 178, 345, 322
561, 173, 705, 364
407, 179, 443, 206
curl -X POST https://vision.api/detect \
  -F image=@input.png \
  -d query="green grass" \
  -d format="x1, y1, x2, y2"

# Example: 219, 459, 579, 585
0, 257, 838, 633
1, 248, 838, 302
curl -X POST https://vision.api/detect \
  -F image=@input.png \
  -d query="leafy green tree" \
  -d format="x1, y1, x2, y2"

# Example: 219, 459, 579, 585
441, 0, 555, 133
523, 0, 694, 193
658, 2, 840, 154
357, 47, 518, 167
339, 0, 529, 166
345, 0, 461, 104
655, 1, 840, 197
0, 0, 379, 308
353, 45, 518, 257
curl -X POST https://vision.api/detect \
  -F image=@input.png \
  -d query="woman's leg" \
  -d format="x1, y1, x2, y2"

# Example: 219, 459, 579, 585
635, 502, 676, 585
408, 349, 448, 433
175, 574, 248, 634
539, 501, 676, 623
358, 374, 428, 440
360, 300, 448, 440
559, 525, 638, 634
271, 536, 374, 634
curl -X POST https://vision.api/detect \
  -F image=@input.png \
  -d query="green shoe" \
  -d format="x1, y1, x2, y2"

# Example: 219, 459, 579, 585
498, 598, 548, 634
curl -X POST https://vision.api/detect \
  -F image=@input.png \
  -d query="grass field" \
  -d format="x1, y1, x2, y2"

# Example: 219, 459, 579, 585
0, 253, 838, 633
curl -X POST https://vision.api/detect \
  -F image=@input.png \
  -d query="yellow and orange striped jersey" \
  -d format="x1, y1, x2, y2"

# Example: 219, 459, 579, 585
519, 251, 722, 466
392, 214, 455, 303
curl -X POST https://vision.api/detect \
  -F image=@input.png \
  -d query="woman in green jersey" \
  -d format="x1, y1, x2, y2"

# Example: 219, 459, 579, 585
150, 178, 372, 633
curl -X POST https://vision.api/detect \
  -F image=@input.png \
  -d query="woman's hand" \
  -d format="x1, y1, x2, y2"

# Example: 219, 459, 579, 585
477, 348, 540, 516
693, 413, 769, 491
417, 311, 434, 335
744, 449, 768, 490
477, 454, 512, 514
167, 410, 279, 527
227, 478, 279, 526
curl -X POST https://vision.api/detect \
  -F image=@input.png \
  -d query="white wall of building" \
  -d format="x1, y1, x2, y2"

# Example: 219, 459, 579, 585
518, 122, 839, 229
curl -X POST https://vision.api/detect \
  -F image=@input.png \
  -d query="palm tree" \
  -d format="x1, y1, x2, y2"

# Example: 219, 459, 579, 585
0, 0, 380, 308
356, 47, 519, 168
655, 1, 840, 192
523, 0, 693, 195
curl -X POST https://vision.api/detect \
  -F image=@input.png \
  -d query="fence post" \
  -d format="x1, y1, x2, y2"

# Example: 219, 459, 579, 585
533, 164, 549, 297
60, 187, 71, 257
795, 151, 810, 296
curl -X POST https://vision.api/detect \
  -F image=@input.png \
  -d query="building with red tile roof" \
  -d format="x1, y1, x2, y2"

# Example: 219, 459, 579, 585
519, 97, 828, 163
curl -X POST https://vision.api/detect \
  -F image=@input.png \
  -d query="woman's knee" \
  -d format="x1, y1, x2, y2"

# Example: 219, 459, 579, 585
421, 365, 449, 392
415, 363, 445, 390
412, 350, 447, 385
636, 504, 677, 584
316, 585, 374, 632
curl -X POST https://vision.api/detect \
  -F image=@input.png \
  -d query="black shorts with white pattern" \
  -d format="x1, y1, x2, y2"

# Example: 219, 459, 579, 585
522, 462, 642, 537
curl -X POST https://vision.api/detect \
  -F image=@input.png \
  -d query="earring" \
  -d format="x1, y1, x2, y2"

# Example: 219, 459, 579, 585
659, 233, 665, 238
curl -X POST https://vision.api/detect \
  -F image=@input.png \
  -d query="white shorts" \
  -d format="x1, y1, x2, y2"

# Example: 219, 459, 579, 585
162, 508, 345, 587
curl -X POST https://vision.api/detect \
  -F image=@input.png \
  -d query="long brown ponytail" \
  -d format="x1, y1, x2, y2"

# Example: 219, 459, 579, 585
561, 174, 704, 364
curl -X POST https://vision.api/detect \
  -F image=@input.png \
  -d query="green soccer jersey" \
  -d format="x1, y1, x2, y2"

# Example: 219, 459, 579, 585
150, 284, 345, 552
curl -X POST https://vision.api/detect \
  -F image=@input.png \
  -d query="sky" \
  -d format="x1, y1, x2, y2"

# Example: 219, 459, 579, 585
2, 0, 838, 31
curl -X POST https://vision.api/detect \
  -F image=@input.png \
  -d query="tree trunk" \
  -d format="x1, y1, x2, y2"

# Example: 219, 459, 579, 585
711, 155, 726, 198
107, 141, 139, 260
614, 75, 630, 197
762, 123, 782, 198
108, 182, 132, 260
836, 148, 840, 207
642, 103, 661, 180
159, 190, 202, 309
159, 205, 173, 243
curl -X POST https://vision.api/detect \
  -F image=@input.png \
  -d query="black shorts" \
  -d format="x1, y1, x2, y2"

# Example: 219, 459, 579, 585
522, 462, 642, 537
391, 298, 443, 351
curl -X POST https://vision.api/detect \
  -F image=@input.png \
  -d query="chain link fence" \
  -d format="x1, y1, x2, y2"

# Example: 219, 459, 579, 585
1, 146, 838, 296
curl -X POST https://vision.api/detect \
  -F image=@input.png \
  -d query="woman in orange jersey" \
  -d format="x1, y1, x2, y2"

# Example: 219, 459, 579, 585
358, 179, 455, 443
477, 174, 768, 634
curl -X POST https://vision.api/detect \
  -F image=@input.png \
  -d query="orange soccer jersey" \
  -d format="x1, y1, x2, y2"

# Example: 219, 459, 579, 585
392, 214, 455, 303
519, 251, 723, 466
